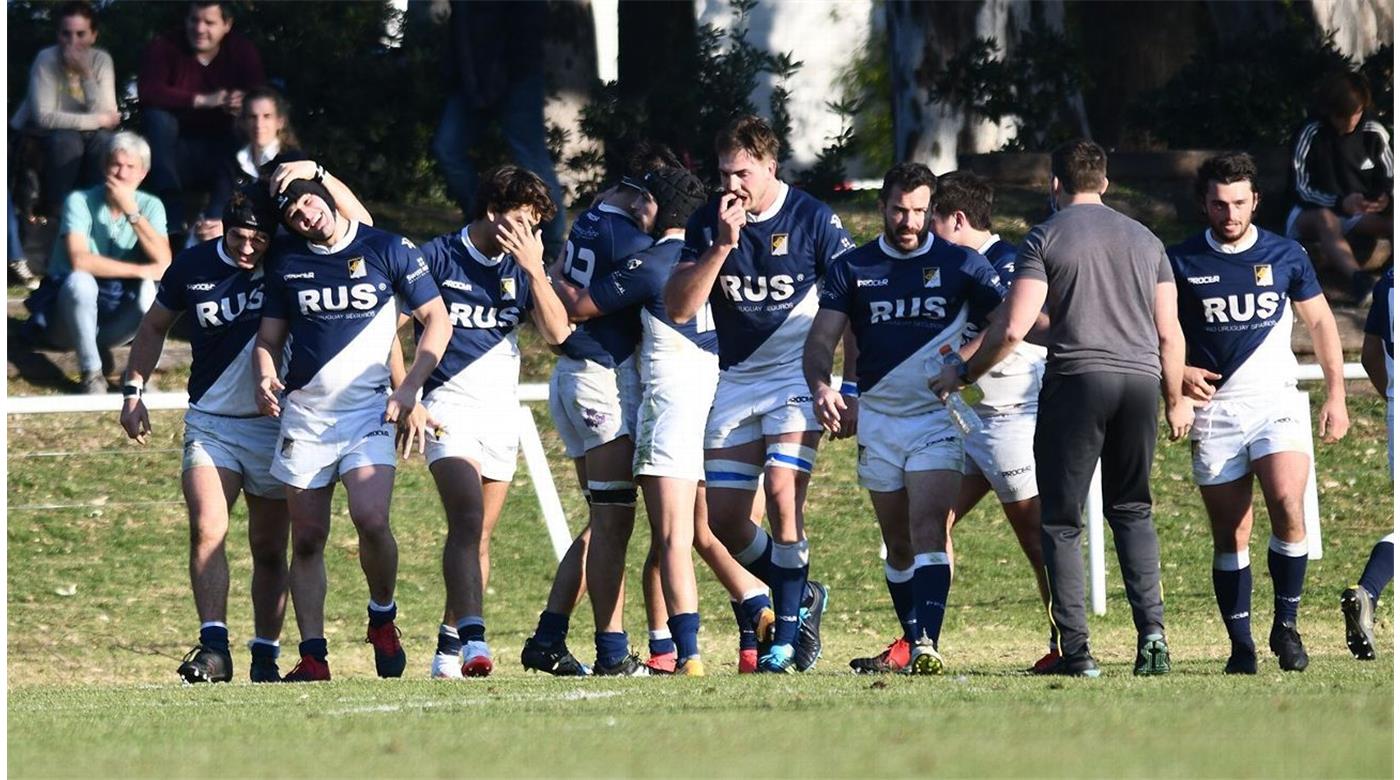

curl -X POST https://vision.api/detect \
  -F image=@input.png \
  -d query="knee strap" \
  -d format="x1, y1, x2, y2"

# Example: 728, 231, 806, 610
766, 442, 816, 473
704, 459, 762, 491
586, 479, 636, 507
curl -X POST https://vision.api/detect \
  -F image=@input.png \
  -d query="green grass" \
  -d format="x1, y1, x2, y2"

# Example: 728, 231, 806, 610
6, 389, 1395, 777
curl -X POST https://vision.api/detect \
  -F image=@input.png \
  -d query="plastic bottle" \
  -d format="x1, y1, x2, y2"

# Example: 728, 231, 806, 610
937, 345, 984, 436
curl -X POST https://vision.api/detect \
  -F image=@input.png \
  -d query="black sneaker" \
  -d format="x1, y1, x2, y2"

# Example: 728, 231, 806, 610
795, 580, 828, 672
593, 652, 652, 677
521, 637, 590, 676
1224, 641, 1257, 675
249, 657, 281, 683
1341, 587, 1376, 660
177, 645, 233, 683
1133, 633, 1171, 676
1034, 652, 1101, 678
1269, 621, 1309, 672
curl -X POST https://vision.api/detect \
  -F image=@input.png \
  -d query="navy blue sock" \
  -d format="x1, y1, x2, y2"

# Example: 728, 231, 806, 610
534, 611, 569, 646
1212, 565, 1254, 647
668, 613, 701, 660
885, 569, 918, 642
456, 619, 486, 644
731, 601, 758, 650
595, 631, 629, 668
648, 633, 676, 657
770, 546, 807, 648
367, 601, 396, 628
436, 626, 462, 656
199, 624, 229, 653
249, 640, 279, 661
741, 535, 776, 588
299, 638, 328, 661
1359, 539, 1395, 606
1267, 545, 1307, 625
913, 560, 952, 647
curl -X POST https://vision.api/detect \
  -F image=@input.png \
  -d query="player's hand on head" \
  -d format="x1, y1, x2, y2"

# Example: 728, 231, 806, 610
499, 220, 544, 271
813, 386, 846, 436
1181, 366, 1221, 406
119, 398, 151, 444
1164, 397, 1194, 441
1319, 396, 1350, 443
270, 160, 318, 195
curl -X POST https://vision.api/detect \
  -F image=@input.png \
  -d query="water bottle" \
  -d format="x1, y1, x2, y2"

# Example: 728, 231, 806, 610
937, 345, 984, 436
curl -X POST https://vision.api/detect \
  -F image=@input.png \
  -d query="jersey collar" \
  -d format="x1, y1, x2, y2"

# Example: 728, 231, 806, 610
1204, 224, 1258, 254
460, 226, 506, 267
655, 234, 683, 245
598, 202, 639, 227
215, 238, 264, 277
976, 234, 1003, 256
308, 219, 359, 255
877, 232, 935, 259
747, 181, 789, 224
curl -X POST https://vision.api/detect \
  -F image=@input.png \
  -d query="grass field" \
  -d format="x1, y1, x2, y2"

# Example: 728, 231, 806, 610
7, 189, 1395, 777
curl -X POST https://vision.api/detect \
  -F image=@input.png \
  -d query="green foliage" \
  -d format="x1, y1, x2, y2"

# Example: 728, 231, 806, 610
930, 16, 1089, 152
1125, 24, 1387, 148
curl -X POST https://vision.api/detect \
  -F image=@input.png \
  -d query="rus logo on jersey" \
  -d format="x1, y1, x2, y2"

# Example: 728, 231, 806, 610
771, 233, 789, 256
717, 274, 796, 303
296, 283, 378, 314
193, 288, 264, 328
869, 295, 948, 323
1200, 292, 1281, 323
1253, 265, 1274, 286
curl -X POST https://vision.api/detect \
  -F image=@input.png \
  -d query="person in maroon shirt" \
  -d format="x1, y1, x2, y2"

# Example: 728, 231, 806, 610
138, 1, 264, 237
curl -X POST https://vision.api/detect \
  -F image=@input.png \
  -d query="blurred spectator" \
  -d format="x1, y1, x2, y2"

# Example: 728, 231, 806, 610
1287, 69, 1394, 305
9, 1, 121, 219
138, 1, 264, 238
23, 132, 171, 394
9, 190, 39, 289
191, 86, 303, 243
431, 0, 565, 259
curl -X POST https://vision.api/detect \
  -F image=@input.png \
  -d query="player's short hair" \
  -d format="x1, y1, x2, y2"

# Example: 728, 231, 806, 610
190, 1, 233, 21
715, 114, 779, 163
1314, 70, 1371, 119
879, 162, 937, 203
1195, 152, 1258, 200
107, 131, 151, 171
626, 141, 682, 179
930, 171, 994, 230
54, 1, 96, 28
1050, 139, 1108, 195
472, 165, 558, 225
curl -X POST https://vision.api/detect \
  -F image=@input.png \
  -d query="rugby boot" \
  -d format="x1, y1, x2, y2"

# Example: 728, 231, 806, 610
906, 639, 945, 675
1034, 652, 1101, 678
1027, 650, 1060, 675
676, 657, 706, 677
521, 637, 590, 676
795, 581, 828, 671
177, 645, 232, 684
282, 655, 331, 683
366, 621, 407, 678
461, 640, 494, 677
1341, 587, 1377, 660
1224, 641, 1258, 675
249, 657, 281, 683
1269, 621, 1309, 672
1133, 633, 1171, 676
431, 651, 464, 679
593, 652, 653, 677
758, 643, 797, 674
738, 647, 759, 674
645, 649, 678, 674
849, 637, 911, 674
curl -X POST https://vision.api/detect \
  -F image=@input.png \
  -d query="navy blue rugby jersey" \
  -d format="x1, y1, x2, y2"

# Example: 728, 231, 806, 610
417, 226, 535, 405
556, 203, 655, 367
820, 233, 1005, 415
1364, 268, 1393, 397
682, 182, 855, 379
155, 238, 275, 416
586, 236, 717, 356
1167, 227, 1323, 399
982, 237, 1019, 282
262, 222, 440, 413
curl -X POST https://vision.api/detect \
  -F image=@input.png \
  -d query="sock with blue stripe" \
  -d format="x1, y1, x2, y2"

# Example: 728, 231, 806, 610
199, 622, 229, 653
884, 562, 918, 643
367, 600, 396, 628
1267, 536, 1307, 625
1211, 551, 1253, 647
595, 631, 630, 669
668, 613, 701, 661
455, 616, 485, 644
912, 552, 952, 647
770, 541, 808, 648
1359, 537, 1394, 606
534, 611, 569, 646
647, 629, 675, 657
436, 624, 462, 655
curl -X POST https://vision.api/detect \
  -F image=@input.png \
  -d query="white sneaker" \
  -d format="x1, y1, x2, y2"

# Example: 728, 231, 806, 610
907, 640, 945, 675
462, 640, 494, 677
430, 651, 464, 679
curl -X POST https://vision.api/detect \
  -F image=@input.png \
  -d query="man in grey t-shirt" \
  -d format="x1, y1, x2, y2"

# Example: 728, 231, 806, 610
933, 139, 1193, 677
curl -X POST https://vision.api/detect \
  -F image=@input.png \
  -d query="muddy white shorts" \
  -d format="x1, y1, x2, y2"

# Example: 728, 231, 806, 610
703, 373, 820, 450
183, 409, 284, 499
634, 351, 719, 480
423, 395, 520, 481
548, 355, 641, 459
271, 402, 397, 490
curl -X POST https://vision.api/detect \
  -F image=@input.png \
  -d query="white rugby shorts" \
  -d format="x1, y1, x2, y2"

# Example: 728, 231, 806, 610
548, 355, 641, 458
857, 406, 963, 493
423, 395, 520, 481
1190, 390, 1312, 486
271, 403, 398, 490
962, 404, 1039, 503
634, 350, 719, 480
703, 372, 820, 450
182, 409, 284, 499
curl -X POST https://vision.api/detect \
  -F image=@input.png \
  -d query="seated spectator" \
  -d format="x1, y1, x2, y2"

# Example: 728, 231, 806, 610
138, 0, 264, 238
1287, 69, 1394, 305
11, 1, 121, 220
23, 132, 171, 394
189, 86, 302, 244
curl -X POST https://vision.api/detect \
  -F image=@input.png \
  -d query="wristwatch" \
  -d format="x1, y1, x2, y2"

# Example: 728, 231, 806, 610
125, 211, 142, 225
956, 360, 973, 385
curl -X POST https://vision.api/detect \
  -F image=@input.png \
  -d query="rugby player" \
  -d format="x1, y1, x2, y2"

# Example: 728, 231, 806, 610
408, 166, 571, 679
1168, 152, 1349, 673
253, 173, 450, 682
1342, 268, 1393, 660
666, 114, 855, 673
805, 162, 1006, 674
120, 186, 288, 683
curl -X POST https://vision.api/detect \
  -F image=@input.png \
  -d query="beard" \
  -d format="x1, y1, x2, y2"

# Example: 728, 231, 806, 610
884, 223, 928, 250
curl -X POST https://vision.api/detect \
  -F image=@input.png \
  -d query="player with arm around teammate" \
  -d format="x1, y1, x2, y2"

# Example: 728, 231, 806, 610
804, 162, 1007, 674
120, 185, 289, 683
252, 175, 450, 681
409, 166, 571, 679
1168, 152, 1349, 674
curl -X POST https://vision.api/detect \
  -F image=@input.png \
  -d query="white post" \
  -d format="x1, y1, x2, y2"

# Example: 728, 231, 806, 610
1087, 460, 1107, 616
517, 403, 572, 562
1299, 390, 1324, 560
